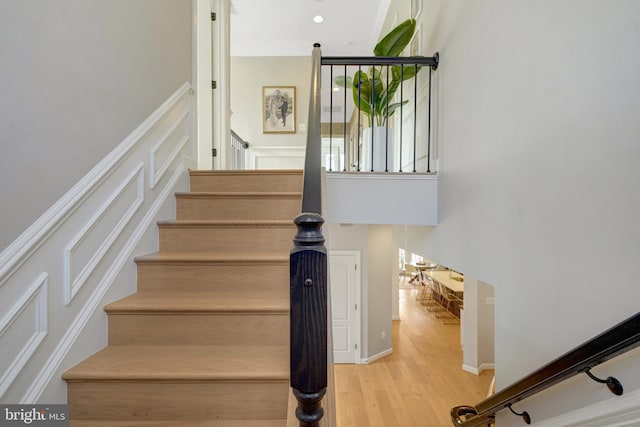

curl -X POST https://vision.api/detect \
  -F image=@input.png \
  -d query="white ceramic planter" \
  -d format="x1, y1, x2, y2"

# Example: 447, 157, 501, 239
361, 126, 394, 172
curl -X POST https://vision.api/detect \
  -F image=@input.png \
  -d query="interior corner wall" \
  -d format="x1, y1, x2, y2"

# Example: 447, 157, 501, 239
366, 225, 394, 359
328, 223, 395, 361
230, 56, 311, 148
385, 0, 640, 424
0, 0, 192, 252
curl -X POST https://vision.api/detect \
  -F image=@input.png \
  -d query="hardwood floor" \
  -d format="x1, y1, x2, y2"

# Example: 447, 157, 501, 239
334, 287, 493, 427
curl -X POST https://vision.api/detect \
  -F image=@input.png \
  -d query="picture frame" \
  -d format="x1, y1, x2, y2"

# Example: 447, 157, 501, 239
262, 86, 296, 133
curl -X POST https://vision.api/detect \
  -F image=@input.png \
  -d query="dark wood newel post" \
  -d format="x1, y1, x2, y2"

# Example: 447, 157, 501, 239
290, 212, 327, 427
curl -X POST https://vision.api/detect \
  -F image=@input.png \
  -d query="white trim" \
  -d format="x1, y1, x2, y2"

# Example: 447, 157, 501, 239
149, 111, 190, 189
63, 164, 145, 305
0, 83, 192, 290
462, 363, 495, 375
392, 315, 401, 321
20, 161, 187, 404
462, 364, 479, 375
212, 0, 231, 169
532, 388, 640, 427
0, 273, 48, 398
248, 146, 306, 170
361, 348, 393, 364
195, 0, 213, 170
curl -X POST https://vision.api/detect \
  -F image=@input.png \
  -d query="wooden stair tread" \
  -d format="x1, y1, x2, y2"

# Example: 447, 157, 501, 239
157, 219, 295, 227
189, 169, 302, 176
63, 345, 288, 382
135, 252, 289, 264
176, 191, 301, 198
70, 420, 286, 427
105, 293, 288, 313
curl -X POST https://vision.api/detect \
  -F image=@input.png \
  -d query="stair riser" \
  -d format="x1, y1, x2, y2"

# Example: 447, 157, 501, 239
67, 381, 288, 420
190, 174, 302, 193
159, 226, 295, 254
176, 197, 300, 221
108, 314, 289, 346
136, 263, 289, 296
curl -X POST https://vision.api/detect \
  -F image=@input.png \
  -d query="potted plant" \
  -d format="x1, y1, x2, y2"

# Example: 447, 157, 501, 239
334, 19, 420, 171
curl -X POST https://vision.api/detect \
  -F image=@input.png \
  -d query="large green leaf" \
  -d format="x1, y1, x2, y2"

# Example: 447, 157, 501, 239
333, 75, 353, 89
373, 19, 416, 57
391, 63, 421, 82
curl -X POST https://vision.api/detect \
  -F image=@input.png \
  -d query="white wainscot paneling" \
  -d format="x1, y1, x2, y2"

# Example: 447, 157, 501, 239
0, 273, 48, 398
64, 164, 144, 304
149, 100, 190, 189
248, 146, 305, 170
0, 83, 195, 403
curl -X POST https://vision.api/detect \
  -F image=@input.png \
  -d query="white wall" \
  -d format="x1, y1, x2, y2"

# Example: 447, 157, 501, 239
230, 56, 311, 149
0, 0, 192, 252
384, 0, 640, 424
461, 276, 495, 375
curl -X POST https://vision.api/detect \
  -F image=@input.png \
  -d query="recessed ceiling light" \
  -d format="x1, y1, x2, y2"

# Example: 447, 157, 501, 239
332, 87, 341, 92
313, 15, 324, 23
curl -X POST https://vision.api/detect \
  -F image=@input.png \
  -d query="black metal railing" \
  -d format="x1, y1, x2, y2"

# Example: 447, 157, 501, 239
321, 54, 438, 173
290, 43, 328, 427
451, 311, 640, 426
230, 129, 249, 170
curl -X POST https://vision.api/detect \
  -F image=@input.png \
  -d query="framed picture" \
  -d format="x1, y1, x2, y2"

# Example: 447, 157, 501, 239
263, 86, 296, 133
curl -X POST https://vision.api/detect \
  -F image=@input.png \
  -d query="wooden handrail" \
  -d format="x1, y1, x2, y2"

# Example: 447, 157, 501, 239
451, 311, 640, 426
290, 43, 327, 427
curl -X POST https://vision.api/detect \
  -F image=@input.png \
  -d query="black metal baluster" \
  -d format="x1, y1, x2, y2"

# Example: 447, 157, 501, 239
370, 65, 375, 171
385, 64, 389, 172
329, 65, 333, 171
357, 65, 361, 171
343, 65, 347, 171
399, 65, 404, 173
427, 66, 432, 173
412, 63, 418, 173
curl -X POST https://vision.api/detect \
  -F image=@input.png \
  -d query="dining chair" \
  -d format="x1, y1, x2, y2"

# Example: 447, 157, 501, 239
402, 263, 419, 288
437, 283, 463, 324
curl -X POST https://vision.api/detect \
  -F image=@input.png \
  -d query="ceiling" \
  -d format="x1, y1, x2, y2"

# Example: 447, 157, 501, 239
230, 0, 391, 57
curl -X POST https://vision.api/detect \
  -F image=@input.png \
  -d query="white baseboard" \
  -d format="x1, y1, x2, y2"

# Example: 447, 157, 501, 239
462, 363, 495, 375
361, 348, 393, 364
392, 315, 401, 321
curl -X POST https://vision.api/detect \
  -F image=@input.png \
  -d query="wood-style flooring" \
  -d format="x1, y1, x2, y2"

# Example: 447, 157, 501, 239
334, 287, 493, 427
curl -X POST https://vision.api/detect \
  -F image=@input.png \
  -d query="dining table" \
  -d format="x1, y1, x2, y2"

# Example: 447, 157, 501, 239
423, 270, 464, 293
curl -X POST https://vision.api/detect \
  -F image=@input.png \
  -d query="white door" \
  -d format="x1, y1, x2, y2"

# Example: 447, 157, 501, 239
329, 251, 360, 364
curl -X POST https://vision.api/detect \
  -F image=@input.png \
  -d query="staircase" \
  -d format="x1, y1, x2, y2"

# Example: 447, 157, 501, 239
63, 170, 303, 426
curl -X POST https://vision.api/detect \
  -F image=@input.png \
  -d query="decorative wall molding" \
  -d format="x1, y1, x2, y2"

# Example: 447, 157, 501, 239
21, 162, 187, 404
0, 273, 48, 398
149, 109, 190, 189
0, 83, 193, 290
63, 164, 145, 305
248, 146, 305, 170
0, 82, 195, 403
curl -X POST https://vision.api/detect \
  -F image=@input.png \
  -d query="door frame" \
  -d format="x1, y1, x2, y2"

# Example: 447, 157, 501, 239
194, 0, 230, 170
329, 249, 362, 364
